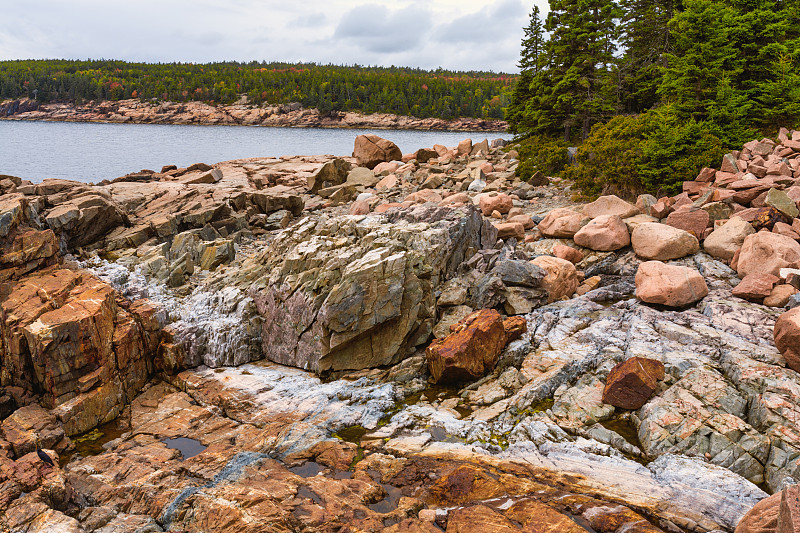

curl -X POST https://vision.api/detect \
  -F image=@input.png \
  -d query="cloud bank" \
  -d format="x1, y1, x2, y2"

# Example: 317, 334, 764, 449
0, 0, 547, 72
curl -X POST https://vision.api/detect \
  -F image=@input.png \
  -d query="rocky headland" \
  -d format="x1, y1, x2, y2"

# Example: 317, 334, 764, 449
1, 131, 800, 532
0, 98, 507, 132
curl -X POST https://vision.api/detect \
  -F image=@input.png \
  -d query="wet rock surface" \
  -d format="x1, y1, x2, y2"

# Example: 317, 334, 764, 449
4, 132, 800, 532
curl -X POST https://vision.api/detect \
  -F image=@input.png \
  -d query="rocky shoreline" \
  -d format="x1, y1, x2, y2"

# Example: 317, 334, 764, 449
1, 131, 799, 532
0, 98, 508, 132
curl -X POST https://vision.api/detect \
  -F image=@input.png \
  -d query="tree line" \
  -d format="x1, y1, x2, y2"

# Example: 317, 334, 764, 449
0, 59, 514, 120
507, 0, 800, 195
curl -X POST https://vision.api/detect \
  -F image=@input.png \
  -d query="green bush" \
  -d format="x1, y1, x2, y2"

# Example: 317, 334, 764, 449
563, 106, 755, 197
512, 135, 570, 181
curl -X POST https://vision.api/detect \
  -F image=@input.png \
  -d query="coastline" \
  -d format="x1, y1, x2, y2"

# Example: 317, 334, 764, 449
0, 98, 508, 132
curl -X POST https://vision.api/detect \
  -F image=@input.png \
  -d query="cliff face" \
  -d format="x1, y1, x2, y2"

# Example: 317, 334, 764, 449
0, 98, 508, 132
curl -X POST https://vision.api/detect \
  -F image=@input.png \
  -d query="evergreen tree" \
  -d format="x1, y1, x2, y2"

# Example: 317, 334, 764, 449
511, 0, 620, 140
518, 6, 546, 73
618, 0, 681, 112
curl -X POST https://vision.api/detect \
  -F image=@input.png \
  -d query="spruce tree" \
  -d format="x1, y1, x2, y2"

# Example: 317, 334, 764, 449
518, 5, 546, 73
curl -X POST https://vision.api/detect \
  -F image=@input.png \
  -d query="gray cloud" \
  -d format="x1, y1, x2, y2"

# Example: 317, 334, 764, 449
0, 0, 540, 72
333, 4, 432, 54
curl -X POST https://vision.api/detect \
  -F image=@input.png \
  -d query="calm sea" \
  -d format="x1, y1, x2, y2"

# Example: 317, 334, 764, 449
0, 120, 506, 183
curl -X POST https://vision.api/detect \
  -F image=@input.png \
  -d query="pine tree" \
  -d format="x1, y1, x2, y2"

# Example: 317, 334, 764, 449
528, 0, 620, 140
518, 6, 546, 73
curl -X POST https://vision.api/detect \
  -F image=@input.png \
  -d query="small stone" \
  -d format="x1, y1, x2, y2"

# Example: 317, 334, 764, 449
503, 316, 527, 342
493, 222, 525, 241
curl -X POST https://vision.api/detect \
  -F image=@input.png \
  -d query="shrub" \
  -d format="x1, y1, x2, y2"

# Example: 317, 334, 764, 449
563, 106, 755, 197
512, 135, 570, 181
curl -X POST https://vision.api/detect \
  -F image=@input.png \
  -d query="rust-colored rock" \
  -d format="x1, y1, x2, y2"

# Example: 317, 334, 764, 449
353, 134, 403, 169
503, 316, 527, 343
426, 309, 506, 384
602, 357, 665, 410
445, 505, 519, 533
505, 500, 586, 533
775, 308, 800, 374
735, 492, 780, 533
779, 485, 800, 533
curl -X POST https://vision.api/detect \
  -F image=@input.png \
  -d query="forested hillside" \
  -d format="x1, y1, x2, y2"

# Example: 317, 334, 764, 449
0, 60, 512, 120
507, 0, 800, 196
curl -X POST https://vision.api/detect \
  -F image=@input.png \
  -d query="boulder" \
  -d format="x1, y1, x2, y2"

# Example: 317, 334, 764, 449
346, 167, 379, 187
0, 405, 65, 458
573, 214, 630, 251
251, 205, 497, 373
307, 159, 350, 193
765, 284, 799, 308
552, 244, 584, 264
44, 193, 126, 248
477, 193, 513, 216
766, 188, 800, 219
775, 308, 800, 373
732, 274, 780, 302
493, 259, 545, 287
0, 269, 157, 433
353, 134, 403, 169
635, 261, 709, 307
602, 357, 665, 410
631, 223, 700, 261
493, 222, 524, 241
457, 139, 473, 156
737, 232, 800, 278
779, 484, 800, 533
426, 309, 507, 384
665, 208, 710, 239
413, 148, 439, 163
538, 208, 590, 238
530, 256, 579, 302
582, 195, 640, 219
735, 492, 780, 533
704, 217, 756, 262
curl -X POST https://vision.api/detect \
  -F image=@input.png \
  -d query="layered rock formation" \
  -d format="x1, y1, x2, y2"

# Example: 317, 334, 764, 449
1, 97, 508, 132
4, 130, 800, 532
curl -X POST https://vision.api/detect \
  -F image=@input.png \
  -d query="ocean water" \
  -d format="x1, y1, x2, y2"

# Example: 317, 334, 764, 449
0, 120, 506, 183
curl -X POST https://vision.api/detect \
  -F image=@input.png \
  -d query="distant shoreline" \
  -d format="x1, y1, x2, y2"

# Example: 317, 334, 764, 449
0, 98, 508, 133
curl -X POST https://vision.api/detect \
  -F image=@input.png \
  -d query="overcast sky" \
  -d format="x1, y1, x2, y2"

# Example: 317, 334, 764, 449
0, 0, 548, 73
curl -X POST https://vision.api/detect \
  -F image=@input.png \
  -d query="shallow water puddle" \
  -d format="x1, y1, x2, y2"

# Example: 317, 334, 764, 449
162, 437, 207, 460
62, 419, 129, 465
290, 461, 326, 478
